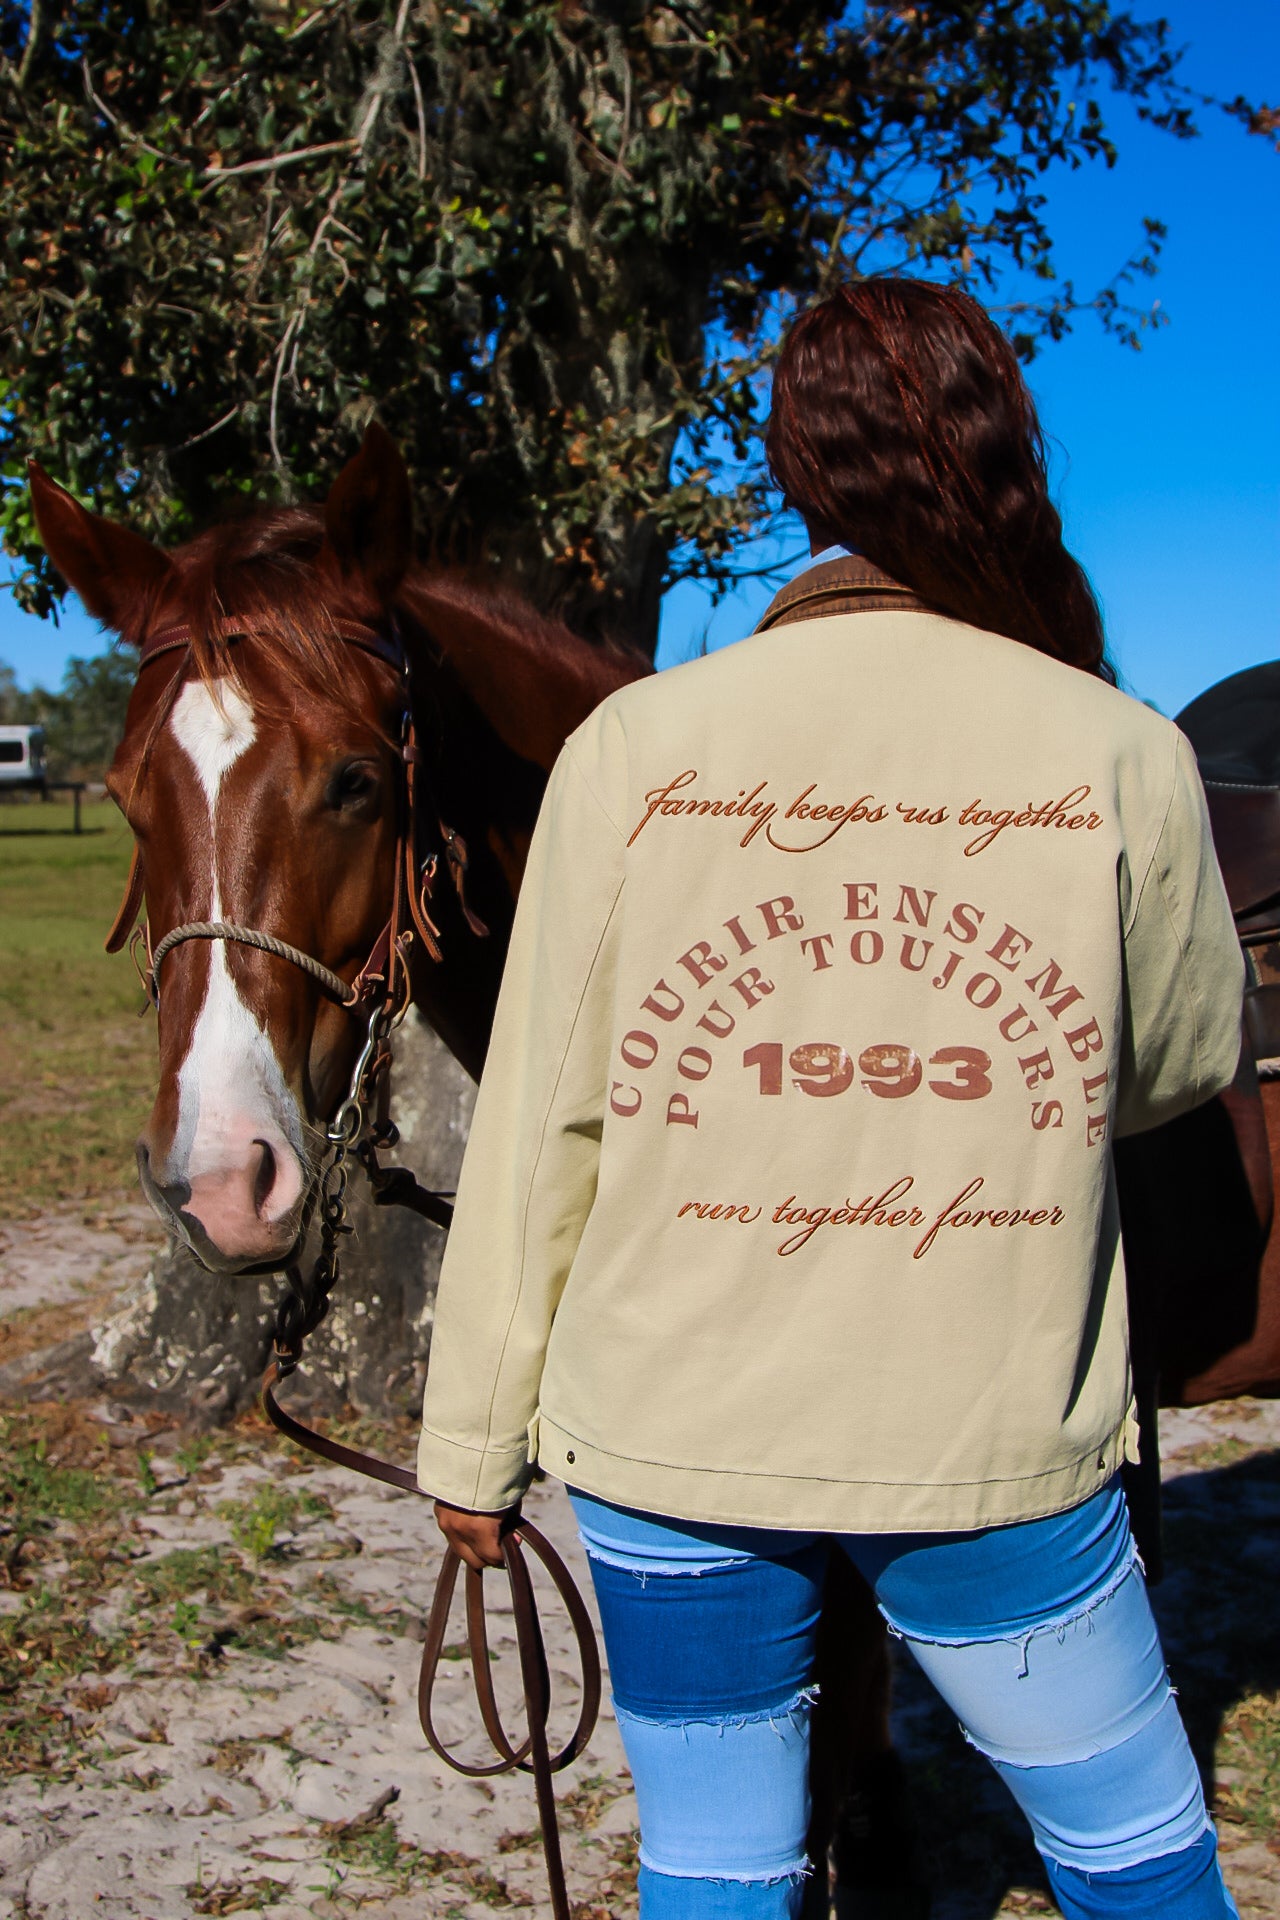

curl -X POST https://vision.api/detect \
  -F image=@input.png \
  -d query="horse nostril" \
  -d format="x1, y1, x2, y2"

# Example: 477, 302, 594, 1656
253, 1139, 277, 1218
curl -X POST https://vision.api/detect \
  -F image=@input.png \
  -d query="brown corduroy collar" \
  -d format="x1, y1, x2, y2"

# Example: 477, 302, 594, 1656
754, 553, 929, 632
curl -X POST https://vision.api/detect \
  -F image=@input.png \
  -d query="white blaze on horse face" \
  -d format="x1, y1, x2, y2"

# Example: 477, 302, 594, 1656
167, 677, 306, 1257
170, 677, 257, 809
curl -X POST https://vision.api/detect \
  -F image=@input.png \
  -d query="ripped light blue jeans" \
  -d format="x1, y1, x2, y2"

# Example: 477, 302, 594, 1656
568, 1482, 1236, 1920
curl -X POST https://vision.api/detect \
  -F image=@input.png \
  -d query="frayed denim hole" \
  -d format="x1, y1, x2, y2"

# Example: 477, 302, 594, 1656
883, 1547, 1143, 1673
640, 1860, 813, 1887
615, 1684, 820, 1734
576, 1537, 755, 1580
705, 1869, 812, 1889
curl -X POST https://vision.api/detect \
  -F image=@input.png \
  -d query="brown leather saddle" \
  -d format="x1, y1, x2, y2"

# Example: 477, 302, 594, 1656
1180, 662, 1280, 1071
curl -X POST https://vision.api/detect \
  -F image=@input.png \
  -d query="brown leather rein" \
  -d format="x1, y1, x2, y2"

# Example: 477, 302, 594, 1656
259, 1370, 601, 1919
262, 1347, 601, 1920
109, 612, 602, 1920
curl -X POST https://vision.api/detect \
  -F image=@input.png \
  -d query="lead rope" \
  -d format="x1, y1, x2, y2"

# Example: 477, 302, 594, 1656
260, 1010, 601, 1920
107, 617, 598, 1904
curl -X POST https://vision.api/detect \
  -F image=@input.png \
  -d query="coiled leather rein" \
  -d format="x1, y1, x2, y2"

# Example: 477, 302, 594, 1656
263, 1349, 602, 1920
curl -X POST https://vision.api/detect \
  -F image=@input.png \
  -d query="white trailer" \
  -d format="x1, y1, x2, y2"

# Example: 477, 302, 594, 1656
0, 725, 46, 791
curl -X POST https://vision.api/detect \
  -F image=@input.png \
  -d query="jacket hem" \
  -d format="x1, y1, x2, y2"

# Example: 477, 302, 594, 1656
535, 1416, 1130, 1535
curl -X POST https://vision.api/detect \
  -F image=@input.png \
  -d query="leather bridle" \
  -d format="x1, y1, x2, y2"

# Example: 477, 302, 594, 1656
107, 610, 600, 1917
106, 612, 490, 1017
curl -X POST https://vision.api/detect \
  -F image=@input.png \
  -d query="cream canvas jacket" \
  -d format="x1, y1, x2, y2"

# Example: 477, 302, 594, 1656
417, 565, 1244, 1532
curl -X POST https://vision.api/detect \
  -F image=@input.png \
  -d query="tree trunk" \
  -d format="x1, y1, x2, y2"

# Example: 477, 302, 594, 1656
90, 1016, 475, 1424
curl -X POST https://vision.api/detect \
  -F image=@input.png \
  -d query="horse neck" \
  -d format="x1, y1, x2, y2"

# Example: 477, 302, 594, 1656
394, 571, 648, 1080
397, 569, 650, 771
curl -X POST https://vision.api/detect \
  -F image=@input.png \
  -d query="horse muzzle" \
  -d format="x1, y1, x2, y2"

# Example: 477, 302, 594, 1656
137, 1134, 311, 1276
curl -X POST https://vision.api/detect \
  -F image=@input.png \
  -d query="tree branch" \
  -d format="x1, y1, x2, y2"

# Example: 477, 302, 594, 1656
81, 57, 168, 159
269, 312, 302, 474
16, 0, 44, 89
174, 404, 240, 453
265, 0, 415, 478
201, 139, 355, 189
288, 0, 345, 40
408, 57, 427, 181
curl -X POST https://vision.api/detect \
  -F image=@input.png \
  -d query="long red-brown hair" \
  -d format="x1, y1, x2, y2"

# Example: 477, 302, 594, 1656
766, 278, 1112, 682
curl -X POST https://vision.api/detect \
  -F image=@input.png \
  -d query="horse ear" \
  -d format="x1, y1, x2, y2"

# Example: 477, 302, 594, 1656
323, 422, 414, 600
28, 461, 172, 638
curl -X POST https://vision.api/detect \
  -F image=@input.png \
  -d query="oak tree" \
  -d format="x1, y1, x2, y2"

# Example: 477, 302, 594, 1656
1, 0, 1255, 652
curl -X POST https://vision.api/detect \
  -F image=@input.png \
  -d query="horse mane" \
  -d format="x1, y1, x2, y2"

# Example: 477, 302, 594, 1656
140, 507, 651, 769
146, 507, 369, 695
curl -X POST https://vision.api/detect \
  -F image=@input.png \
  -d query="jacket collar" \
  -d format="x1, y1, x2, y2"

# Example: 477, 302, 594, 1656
754, 553, 928, 633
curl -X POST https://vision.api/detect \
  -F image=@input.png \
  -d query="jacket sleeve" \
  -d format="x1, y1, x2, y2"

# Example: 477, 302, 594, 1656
416, 734, 625, 1510
1115, 728, 1244, 1137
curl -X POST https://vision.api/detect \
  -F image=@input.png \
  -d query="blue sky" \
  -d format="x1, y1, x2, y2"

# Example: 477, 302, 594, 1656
658, 0, 1280, 713
3, 0, 1276, 720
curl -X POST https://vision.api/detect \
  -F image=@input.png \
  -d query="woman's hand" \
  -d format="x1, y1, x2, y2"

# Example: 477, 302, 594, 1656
434, 1500, 517, 1571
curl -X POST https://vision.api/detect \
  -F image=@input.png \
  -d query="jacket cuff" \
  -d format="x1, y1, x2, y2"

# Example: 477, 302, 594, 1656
416, 1426, 533, 1511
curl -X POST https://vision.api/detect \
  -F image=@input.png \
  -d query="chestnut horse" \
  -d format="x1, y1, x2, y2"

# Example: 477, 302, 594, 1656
30, 427, 910, 1916
30, 430, 642, 1271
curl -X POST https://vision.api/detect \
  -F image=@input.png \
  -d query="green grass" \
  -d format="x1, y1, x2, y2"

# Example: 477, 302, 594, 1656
2, 1427, 118, 1528
0, 795, 155, 1215
325, 1821, 531, 1907
132, 1545, 256, 1612
0, 1407, 136, 1536
0, 1407, 146, 1775
218, 1483, 336, 1560
0, 1406, 348, 1778
1216, 1692, 1280, 1838
128, 1535, 340, 1661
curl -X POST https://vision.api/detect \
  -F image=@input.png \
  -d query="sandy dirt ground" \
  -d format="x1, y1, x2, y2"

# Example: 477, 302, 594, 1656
0, 1212, 1277, 1920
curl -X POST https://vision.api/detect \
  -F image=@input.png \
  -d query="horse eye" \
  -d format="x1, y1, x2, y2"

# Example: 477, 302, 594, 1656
326, 759, 381, 813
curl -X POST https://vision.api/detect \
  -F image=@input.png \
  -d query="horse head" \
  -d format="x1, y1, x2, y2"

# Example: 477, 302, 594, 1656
30, 427, 646, 1276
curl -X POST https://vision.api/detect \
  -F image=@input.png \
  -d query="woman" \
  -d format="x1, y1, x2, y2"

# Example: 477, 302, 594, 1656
417, 279, 1244, 1919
